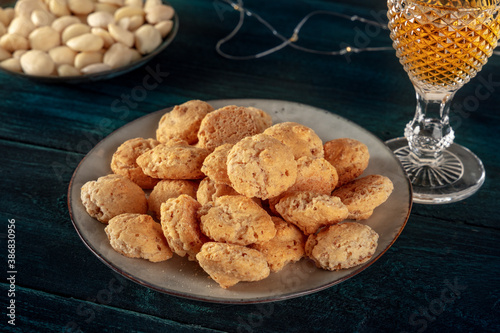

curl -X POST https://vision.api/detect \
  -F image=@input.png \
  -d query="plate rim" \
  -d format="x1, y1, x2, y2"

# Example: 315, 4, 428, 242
67, 98, 413, 304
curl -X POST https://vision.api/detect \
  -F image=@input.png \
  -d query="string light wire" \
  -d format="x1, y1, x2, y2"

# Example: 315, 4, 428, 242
215, 0, 500, 60
215, 0, 393, 60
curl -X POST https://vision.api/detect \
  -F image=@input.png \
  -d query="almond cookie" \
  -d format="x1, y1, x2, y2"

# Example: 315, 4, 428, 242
136, 143, 210, 180
156, 100, 214, 144
227, 133, 297, 200
105, 213, 172, 262
246, 106, 273, 132
275, 191, 349, 235
196, 177, 239, 206
81, 174, 148, 223
332, 175, 393, 220
263, 122, 324, 159
197, 105, 270, 151
160, 194, 207, 261
268, 156, 339, 214
199, 195, 276, 246
305, 222, 379, 271
200, 143, 233, 185
324, 138, 370, 187
148, 179, 199, 219
196, 242, 270, 289
110, 137, 161, 189
250, 216, 305, 273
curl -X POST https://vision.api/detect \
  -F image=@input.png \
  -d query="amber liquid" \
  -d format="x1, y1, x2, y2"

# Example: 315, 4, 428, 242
388, 0, 500, 93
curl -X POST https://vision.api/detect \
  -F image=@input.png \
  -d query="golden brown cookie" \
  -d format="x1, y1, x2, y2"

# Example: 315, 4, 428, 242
227, 133, 297, 200
200, 143, 233, 185
199, 195, 276, 246
197, 105, 268, 151
324, 138, 370, 187
246, 106, 273, 132
80, 174, 148, 223
305, 222, 379, 271
196, 177, 239, 206
160, 194, 207, 261
148, 179, 199, 219
275, 191, 349, 235
196, 242, 270, 289
110, 137, 161, 189
136, 143, 210, 180
263, 122, 324, 159
105, 213, 172, 262
156, 100, 214, 144
332, 175, 393, 220
267, 157, 339, 215
250, 216, 305, 272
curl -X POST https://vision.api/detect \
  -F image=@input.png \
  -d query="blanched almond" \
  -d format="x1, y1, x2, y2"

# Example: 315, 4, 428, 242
134, 24, 161, 54
155, 20, 173, 38
49, 0, 71, 17
62, 23, 91, 44
114, 6, 144, 22
8, 16, 36, 37
31, 9, 55, 26
145, 5, 174, 24
108, 23, 134, 47
81, 62, 111, 74
66, 33, 104, 51
0, 47, 11, 62
20, 49, 55, 75
52, 15, 80, 32
74, 50, 103, 70
94, 3, 119, 14
0, 34, 29, 52
49, 45, 76, 65
103, 42, 132, 68
91, 27, 114, 48
57, 63, 80, 76
87, 11, 114, 28
68, 0, 94, 15
0, 57, 22, 72
29, 26, 60, 51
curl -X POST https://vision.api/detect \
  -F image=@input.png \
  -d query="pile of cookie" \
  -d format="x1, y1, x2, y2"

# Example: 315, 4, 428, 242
80, 100, 393, 289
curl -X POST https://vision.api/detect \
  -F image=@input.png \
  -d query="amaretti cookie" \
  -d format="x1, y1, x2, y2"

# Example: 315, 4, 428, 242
160, 194, 207, 261
246, 106, 273, 132
197, 105, 270, 151
275, 191, 349, 235
324, 138, 370, 187
196, 177, 239, 206
80, 174, 148, 223
200, 143, 233, 185
263, 122, 324, 159
156, 100, 214, 144
110, 137, 161, 189
227, 133, 297, 200
305, 222, 379, 270
105, 213, 172, 262
199, 195, 276, 246
250, 216, 305, 272
148, 179, 199, 219
332, 175, 393, 220
136, 143, 210, 179
196, 242, 270, 289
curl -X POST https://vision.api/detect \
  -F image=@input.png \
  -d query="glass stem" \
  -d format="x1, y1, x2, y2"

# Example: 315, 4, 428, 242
404, 90, 455, 165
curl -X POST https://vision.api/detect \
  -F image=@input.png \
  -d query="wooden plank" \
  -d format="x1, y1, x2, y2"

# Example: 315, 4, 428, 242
0, 285, 223, 332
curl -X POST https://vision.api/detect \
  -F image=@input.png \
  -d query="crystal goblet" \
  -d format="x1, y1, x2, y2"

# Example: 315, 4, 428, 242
386, 0, 500, 204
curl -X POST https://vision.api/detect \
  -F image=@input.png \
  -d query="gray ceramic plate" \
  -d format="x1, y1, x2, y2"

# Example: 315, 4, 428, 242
68, 99, 412, 303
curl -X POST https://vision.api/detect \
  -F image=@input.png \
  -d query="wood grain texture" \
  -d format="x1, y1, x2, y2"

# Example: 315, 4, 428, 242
0, 0, 499, 332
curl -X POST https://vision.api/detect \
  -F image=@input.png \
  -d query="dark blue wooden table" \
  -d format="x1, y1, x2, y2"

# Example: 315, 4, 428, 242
1, 0, 499, 332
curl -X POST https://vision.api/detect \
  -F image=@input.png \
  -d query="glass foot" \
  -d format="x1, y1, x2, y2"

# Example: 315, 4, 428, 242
385, 137, 485, 204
